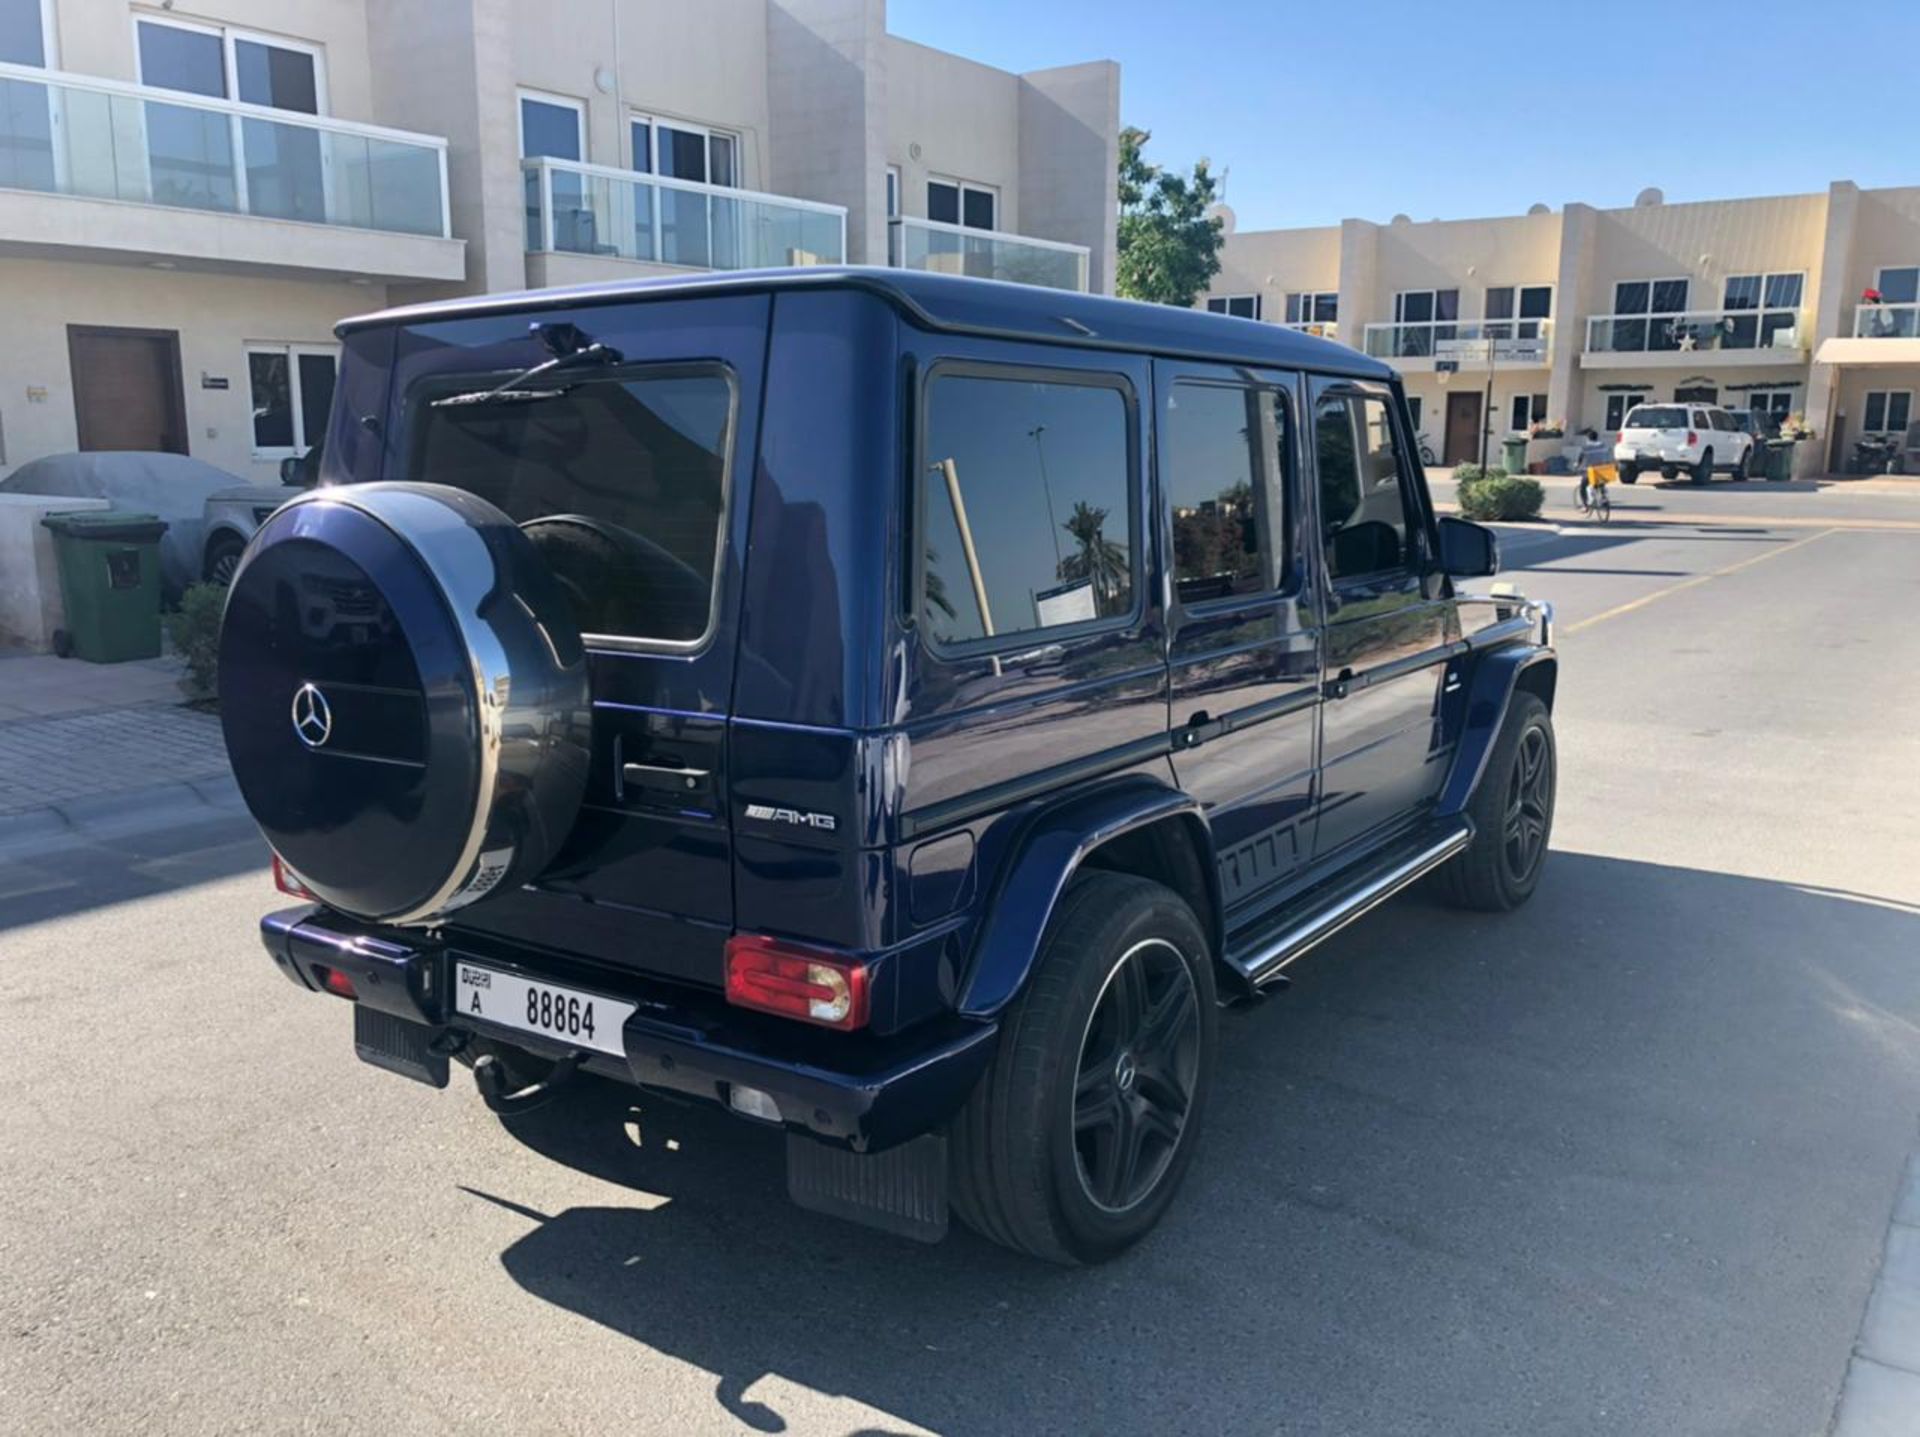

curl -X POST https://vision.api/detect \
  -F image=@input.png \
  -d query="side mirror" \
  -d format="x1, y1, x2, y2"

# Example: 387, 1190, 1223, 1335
1437, 516, 1500, 577
280, 455, 303, 485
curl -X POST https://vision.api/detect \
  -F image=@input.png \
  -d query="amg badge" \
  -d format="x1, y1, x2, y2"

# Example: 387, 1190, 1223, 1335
744, 803, 837, 832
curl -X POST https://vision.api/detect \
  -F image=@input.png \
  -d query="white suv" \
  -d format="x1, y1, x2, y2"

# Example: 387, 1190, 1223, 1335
1614, 403, 1757, 484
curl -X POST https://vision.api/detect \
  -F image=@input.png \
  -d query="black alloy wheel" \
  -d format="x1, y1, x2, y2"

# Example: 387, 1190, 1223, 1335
1072, 938, 1201, 1213
1502, 723, 1554, 886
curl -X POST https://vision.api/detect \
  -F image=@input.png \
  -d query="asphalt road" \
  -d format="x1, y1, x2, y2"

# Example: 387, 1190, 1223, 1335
4, 505, 1919, 1435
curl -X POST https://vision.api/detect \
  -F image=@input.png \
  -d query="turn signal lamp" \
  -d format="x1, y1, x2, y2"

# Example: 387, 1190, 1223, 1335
272, 853, 317, 900
724, 935, 870, 1031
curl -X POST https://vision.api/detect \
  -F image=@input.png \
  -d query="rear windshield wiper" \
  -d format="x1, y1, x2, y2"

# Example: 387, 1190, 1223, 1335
430, 323, 626, 409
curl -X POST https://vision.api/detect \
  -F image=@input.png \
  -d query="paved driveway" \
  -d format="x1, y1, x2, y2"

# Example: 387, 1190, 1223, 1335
2, 516, 1918, 1434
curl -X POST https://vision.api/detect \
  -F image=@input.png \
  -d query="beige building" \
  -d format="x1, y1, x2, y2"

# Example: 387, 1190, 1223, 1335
1209, 182, 1920, 476
0, 0, 1118, 485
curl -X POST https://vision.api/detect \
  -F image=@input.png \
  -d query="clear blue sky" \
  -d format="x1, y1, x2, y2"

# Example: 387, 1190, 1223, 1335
890, 0, 1920, 231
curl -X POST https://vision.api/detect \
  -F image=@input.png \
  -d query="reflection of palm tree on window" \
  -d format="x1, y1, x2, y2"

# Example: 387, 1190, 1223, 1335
1057, 500, 1128, 608
924, 545, 957, 621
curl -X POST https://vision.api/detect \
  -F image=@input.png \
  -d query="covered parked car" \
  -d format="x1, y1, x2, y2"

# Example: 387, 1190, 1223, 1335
0, 452, 263, 598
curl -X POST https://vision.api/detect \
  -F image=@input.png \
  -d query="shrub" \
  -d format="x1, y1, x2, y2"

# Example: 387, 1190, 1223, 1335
1458, 474, 1545, 522
1452, 464, 1503, 502
165, 582, 225, 701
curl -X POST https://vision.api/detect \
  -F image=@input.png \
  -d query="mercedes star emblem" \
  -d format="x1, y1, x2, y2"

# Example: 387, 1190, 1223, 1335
290, 682, 333, 749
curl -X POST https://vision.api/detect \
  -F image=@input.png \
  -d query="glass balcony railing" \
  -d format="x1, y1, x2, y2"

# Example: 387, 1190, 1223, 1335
1853, 302, 1920, 338
1362, 318, 1554, 361
888, 216, 1089, 292
1585, 308, 1805, 354
0, 61, 449, 237
523, 157, 846, 271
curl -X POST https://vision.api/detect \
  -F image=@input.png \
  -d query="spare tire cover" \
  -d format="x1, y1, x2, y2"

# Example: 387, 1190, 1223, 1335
219, 482, 591, 926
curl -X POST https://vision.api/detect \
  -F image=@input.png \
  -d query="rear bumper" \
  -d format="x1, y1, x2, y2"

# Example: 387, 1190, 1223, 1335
260, 906, 997, 1153
1614, 446, 1696, 468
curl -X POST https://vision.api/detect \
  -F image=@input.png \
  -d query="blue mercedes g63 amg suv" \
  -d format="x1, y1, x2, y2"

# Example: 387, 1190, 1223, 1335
222, 268, 1556, 1265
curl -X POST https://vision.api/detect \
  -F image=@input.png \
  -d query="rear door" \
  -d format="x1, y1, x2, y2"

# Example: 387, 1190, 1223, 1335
1307, 377, 1457, 859
378, 295, 769, 986
1157, 358, 1318, 914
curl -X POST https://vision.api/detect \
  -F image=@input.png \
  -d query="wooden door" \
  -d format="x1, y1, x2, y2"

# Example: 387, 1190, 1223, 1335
67, 327, 188, 454
1443, 390, 1481, 466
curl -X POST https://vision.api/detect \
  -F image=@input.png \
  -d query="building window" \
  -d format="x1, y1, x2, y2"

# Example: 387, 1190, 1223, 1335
920, 369, 1133, 647
1876, 267, 1919, 304
1, 0, 50, 64
1390, 289, 1458, 356
519, 89, 585, 251
928, 176, 997, 231
1862, 390, 1913, 435
1165, 380, 1291, 603
1285, 291, 1338, 326
247, 344, 337, 458
1722, 271, 1804, 349
1485, 284, 1553, 339
1741, 390, 1795, 432
135, 17, 327, 219
1406, 395, 1422, 433
1509, 393, 1547, 432
1606, 278, 1691, 352
1604, 391, 1651, 431
886, 164, 901, 219
630, 114, 738, 187
1205, 295, 1261, 320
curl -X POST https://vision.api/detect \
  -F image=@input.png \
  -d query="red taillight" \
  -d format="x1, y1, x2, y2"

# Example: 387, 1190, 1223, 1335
1615, 430, 1624, 445
1686, 430, 1698, 446
724, 934, 870, 1031
272, 853, 316, 900
314, 964, 357, 1000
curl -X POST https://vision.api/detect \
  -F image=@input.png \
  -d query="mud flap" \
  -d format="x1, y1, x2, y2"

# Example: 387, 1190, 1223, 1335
353, 1007, 450, 1088
786, 1133, 949, 1244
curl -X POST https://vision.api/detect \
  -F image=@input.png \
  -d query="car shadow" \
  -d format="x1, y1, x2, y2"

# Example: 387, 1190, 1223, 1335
0, 810, 263, 931
462, 851, 1920, 1436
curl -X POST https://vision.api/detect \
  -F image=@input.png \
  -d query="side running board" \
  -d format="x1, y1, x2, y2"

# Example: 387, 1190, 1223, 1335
1230, 820, 1474, 989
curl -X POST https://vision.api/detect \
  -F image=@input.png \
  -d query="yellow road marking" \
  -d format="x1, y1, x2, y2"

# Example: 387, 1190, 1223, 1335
1559, 527, 1838, 636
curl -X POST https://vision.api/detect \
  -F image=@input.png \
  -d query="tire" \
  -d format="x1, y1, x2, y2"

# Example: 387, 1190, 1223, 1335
1433, 691, 1556, 912
949, 870, 1217, 1265
1691, 448, 1712, 484
1731, 446, 1750, 481
1620, 465, 1639, 485
203, 534, 245, 587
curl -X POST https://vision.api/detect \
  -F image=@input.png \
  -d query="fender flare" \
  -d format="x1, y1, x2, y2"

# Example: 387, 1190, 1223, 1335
1435, 645, 1558, 817
955, 775, 1221, 1020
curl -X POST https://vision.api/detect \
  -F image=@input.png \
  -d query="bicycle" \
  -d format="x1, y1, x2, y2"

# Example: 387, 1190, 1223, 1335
1576, 462, 1614, 522
1416, 431, 1438, 466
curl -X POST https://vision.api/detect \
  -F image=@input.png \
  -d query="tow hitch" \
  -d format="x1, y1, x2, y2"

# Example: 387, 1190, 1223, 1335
472, 1049, 585, 1117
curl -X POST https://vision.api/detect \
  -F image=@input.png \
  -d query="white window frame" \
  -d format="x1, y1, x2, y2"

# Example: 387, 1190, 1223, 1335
518, 86, 585, 160
1604, 390, 1652, 431
1484, 282, 1554, 338
1862, 388, 1914, 435
1206, 294, 1261, 320
1614, 277, 1691, 315
1509, 392, 1547, 432
245, 342, 338, 460
1285, 290, 1337, 325
628, 110, 740, 186
927, 173, 997, 231
1874, 265, 1920, 303
133, 14, 332, 220
886, 163, 901, 219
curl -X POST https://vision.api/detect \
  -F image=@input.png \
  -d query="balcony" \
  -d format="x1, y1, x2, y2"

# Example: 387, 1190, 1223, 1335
888, 216, 1089, 292
1280, 319, 1339, 342
1853, 302, 1920, 338
0, 61, 461, 282
1582, 308, 1806, 368
523, 157, 845, 287
1362, 319, 1553, 368
1811, 300, 1920, 369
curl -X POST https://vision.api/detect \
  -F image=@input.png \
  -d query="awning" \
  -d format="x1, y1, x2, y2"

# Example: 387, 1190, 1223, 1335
1813, 336, 1920, 367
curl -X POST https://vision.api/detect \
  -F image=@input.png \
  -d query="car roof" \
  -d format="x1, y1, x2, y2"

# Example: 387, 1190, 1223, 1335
337, 265, 1393, 381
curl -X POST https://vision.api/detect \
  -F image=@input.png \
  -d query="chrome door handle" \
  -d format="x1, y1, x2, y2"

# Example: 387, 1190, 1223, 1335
621, 761, 712, 797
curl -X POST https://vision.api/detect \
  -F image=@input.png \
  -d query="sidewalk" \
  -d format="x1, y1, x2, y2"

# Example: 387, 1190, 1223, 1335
0, 652, 237, 843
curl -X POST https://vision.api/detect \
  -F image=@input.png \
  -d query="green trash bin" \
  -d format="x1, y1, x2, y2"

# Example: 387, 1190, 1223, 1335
1764, 440, 1794, 481
40, 511, 170, 662
1501, 437, 1529, 473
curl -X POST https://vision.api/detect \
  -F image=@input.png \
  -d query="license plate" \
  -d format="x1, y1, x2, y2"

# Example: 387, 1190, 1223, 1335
453, 962, 635, 1058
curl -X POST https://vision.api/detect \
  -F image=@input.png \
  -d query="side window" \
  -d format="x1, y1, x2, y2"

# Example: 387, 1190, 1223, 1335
1691, 409, 1711, 430
1316, 389, 1415, 584
1710, 409, 1733, 432
1165, 380, 1291, 603
921, 370, 1133, 647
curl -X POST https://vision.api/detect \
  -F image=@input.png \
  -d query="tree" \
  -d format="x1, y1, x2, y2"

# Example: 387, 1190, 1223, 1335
1057, 500, 1129, 609
1116, 126, 1224, 307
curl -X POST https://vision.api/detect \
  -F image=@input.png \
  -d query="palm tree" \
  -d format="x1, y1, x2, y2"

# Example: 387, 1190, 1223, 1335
1057, 501, 1129, 608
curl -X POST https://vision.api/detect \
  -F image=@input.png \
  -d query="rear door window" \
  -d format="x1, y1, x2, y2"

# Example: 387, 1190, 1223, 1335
407, 364, 737, 646
1164, 380, 1291, 603
918, 367, 1135, 648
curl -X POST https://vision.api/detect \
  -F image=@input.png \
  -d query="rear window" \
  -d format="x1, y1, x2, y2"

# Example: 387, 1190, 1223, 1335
1625, 406, 1684, 429
406, 365, 736, 646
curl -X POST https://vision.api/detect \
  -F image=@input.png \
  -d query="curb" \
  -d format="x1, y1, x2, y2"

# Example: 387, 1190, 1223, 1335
0, 770, 245, 857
